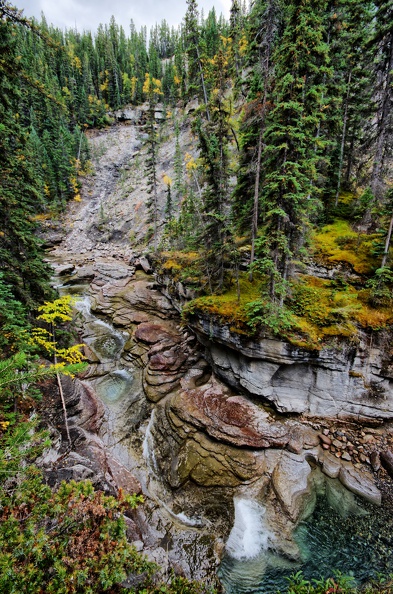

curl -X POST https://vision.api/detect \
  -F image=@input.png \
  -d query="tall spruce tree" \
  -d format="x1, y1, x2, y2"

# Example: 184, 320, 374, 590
184, 0, 210, 117
369, 0, 393, 200
0, 4, 53, 306
195, 49, 233, 292
260, 0, 330, 303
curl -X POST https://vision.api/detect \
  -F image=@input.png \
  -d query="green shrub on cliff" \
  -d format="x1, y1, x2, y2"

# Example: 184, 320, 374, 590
0, 419, 217, 594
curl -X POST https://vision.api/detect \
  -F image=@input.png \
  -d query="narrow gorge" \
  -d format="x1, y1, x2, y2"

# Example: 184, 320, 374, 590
42, 112, 393, 592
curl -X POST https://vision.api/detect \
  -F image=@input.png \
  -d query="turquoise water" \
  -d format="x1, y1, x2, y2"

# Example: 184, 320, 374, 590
218, 495, 393, 593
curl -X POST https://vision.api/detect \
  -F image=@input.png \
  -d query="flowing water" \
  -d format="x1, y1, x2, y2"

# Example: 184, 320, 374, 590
219, 486, 393, 594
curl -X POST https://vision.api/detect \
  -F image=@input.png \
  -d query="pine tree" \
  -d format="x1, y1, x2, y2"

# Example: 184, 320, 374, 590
194, 49, 233, 292
260, 0, 331, 303
184, 0, 210, 118
231, 0, 280, 282
0, 7, 54, 307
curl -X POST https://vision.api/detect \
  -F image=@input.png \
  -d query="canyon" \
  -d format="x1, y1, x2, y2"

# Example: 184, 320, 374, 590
41, 113, 393, 590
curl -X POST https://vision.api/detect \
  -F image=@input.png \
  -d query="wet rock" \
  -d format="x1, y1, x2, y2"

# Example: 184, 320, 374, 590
135, 321, 182, 345
54, 263, 75, 276
320, 452, 341, 479
75, 264, 95, 282
370, 450, 381, 472
63, 377, 105, 434
177, 432, 260, 487
338, 466, 381, 505
106, 456, 141, 495
170, 376, 290, 449
112, 280, 175, 319
271, 452, 314, 522
380, 450, 393, 477
83, 343, 101, 363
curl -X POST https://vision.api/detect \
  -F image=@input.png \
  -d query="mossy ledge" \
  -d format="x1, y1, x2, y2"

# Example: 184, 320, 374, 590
155, 217, 393, 352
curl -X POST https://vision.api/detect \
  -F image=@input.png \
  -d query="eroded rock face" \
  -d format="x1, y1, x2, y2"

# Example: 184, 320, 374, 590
190, 316, 393, 421
44, 119, 391, 584
171, 376, 290, 449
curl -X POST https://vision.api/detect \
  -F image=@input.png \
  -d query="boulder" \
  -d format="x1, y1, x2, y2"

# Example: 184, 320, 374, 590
338, 466, 381, 505
380, 450, 393, 477
54, 263, 75, 276
271, 452, 314, 522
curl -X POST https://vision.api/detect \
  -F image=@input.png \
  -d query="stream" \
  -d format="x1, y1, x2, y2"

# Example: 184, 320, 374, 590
46, 121, 393, 592
53, 272, 393, 593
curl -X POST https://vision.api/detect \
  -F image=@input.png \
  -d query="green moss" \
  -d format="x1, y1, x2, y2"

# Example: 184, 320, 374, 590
160, 234, 393, 351
312, 219, 381, 274
184, 272, 393, 351
182, 272, 261, 333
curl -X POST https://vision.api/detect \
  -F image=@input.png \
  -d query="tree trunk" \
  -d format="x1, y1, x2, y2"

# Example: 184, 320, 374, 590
370, 35, 393, 199
335, 70, 352, 206
381, 208, 393, 268
196, 44, 210, 122
249, 132, 263, 282
52, 325, 71, 443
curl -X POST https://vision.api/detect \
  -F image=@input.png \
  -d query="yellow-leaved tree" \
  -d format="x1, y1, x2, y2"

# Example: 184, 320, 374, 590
0, 295, 86, 442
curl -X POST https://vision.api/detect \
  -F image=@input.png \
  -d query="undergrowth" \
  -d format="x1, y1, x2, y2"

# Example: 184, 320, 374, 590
159, 217, 393, 351
283, 571, 393, 594
312, 220, 382, 274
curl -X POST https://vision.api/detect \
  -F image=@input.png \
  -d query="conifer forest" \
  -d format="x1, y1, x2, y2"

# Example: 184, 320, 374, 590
1, 0, 393, 592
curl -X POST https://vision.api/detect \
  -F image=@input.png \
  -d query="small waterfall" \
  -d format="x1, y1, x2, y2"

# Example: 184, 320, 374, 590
142, 411, 204, 528
74, 296, 126, 362
74, 295, 92, 317
226, 497, 272, 560
142, 410, 159, 475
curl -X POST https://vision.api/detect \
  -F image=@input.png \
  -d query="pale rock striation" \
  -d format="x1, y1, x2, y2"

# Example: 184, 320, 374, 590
188, 315, 393, 421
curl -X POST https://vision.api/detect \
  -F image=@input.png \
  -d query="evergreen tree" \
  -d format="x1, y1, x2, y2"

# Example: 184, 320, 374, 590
184, 0, 210, 117
194, 50, 233, 292
260, 0, 331, 303
0, 6, 53, 307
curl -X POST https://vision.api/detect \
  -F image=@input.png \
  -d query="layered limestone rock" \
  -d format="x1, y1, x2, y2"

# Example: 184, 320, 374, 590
44, 119, 392, 583
188, 315, 393, 421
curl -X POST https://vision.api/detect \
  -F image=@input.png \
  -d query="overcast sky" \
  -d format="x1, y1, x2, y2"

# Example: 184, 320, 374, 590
14, 0, 231, 33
